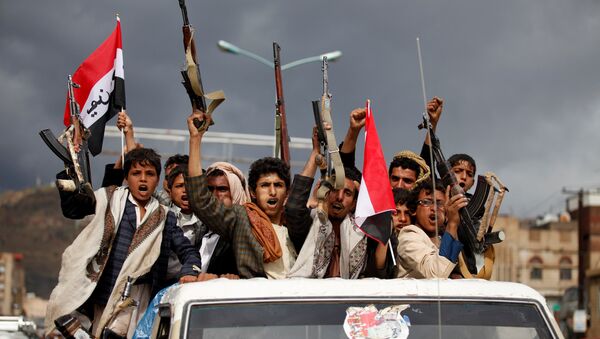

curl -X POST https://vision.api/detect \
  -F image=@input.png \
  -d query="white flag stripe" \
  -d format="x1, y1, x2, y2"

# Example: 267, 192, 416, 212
355, 179, 376, 226
80, 48, 124, 128
80, 67, 114, 128
115, 48, 124, 79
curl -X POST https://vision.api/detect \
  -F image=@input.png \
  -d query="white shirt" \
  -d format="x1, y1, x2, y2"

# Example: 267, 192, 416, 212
127, 193, 159, 228
199, 231, 220, 273
263, 224, 298, 279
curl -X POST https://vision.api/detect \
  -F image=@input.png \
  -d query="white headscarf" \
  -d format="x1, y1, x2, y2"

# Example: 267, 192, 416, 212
206, 162, 250, 205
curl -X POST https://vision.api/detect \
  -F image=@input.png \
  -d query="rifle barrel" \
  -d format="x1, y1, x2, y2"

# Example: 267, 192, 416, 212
178, 0, 190, 26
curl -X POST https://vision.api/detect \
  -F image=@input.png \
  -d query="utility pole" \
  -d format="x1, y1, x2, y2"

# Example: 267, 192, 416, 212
563, 187, 588, 337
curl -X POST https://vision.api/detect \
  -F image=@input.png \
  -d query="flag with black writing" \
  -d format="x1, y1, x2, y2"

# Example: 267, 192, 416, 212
63, 16, 125, 156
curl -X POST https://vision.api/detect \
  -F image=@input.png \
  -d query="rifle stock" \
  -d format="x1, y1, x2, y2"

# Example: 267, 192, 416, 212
178, 0, 215, 131
40, 75, 92, 193
273, 42, 290, 166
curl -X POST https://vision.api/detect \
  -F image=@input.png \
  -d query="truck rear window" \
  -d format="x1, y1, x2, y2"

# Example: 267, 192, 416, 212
185, 300, 555, 338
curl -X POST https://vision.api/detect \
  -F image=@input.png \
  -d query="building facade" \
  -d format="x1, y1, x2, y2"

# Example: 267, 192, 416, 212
0, 252, 26, 316
492, 216, 578, 308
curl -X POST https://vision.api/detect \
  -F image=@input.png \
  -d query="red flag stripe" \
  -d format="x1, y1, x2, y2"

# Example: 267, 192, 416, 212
63, 19, 123, 126
355, 99, 395, 238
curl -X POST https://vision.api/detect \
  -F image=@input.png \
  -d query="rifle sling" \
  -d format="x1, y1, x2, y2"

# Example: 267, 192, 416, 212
184, 32, 225, 130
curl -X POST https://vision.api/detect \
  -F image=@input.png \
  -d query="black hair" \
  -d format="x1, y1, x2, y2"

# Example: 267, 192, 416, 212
407, 179, 445, 213
393, 187, 414, 206
388, 157, 421, 177
124, 148, 162, 178
344, 166, 362, 184
448, 153, 476, 174
248, 157, 291, 193
206, 168, 225, 178
164, 154, 189, 171
167, 165, 188, 189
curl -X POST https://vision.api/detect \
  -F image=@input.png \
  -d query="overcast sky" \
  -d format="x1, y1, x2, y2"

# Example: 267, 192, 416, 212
1, 0, 599, 218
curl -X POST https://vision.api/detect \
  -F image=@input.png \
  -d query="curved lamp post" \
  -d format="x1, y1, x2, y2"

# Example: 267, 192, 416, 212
217, 40, 342, 70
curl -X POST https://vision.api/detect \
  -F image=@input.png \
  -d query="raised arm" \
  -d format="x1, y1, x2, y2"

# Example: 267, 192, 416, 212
285, 127, 320, 250
421, 97, 443, 167
187, 110, 206, 177
339, 107, 366, 168
185, 110, 243, 242
116, 110, 137, 152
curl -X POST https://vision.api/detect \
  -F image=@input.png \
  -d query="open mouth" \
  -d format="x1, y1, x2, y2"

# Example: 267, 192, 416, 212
428, 214, 437, 223
267, 198, 278, 207
182, 195, 188, 202
458, 182, 465, 188
139, 185, 148, 192
332, 203, 344, 212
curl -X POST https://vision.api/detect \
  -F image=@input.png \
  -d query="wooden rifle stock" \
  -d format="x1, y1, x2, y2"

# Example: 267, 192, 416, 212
311, 100, 327, 173
273, 42, 290, 166
178, 0, 210, 130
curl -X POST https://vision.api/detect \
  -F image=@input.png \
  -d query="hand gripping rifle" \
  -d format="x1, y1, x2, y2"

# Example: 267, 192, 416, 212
273, 42, 291, 166
312, 57, 345, 224
39, 75, 93, 194
178, 0, 225, 131
419, 112, 506, 262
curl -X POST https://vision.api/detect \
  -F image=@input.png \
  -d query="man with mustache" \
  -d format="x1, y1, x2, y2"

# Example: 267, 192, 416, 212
46, 148, 201, 337
166, 162, 247, 279
285, 127, 368, 279
185, 111, 300, 279
395, 179, 468, 278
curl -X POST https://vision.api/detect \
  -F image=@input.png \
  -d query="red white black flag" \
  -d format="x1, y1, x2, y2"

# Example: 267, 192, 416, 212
355, 100, 396, 245
63, 17, 125, 156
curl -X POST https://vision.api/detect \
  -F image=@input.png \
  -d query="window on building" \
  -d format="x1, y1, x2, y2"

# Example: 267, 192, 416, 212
559, 257, 572, 280
529, 257, 543, 280
559, 231, 571, 243
529, 229, 541, 242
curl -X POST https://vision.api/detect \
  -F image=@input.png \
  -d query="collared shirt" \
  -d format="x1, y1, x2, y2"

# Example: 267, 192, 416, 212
166, 206, 202, 280
171, 205, 200, 244
199, 231, 220, 273
127, 193, 160, 228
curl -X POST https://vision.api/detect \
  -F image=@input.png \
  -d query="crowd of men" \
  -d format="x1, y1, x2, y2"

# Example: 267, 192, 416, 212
45, 96, 481, 337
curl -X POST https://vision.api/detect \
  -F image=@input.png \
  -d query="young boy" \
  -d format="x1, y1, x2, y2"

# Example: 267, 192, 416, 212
46, 148, 201, 337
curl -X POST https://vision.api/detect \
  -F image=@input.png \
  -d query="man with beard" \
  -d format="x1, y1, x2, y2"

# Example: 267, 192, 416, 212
285, 127, 368, 279
46, 148, 201, 338
185, 111, 299, 279
396, 179, 468, 279
166, 162, 248, 279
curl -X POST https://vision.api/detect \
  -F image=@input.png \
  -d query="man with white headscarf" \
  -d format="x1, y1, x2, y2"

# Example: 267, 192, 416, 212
200, 162, 250, 275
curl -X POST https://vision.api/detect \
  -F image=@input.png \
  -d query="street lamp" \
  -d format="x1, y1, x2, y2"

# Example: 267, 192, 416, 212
217, 40, 342, 70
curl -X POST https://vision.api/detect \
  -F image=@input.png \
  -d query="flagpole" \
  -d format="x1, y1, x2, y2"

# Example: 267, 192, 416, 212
120, 108, 125, 165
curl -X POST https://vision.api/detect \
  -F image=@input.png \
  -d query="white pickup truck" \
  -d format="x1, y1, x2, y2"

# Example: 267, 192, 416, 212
149, 278, 563, 339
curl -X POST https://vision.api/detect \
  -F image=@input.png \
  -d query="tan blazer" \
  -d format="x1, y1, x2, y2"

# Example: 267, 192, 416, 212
395, 225, 455, 278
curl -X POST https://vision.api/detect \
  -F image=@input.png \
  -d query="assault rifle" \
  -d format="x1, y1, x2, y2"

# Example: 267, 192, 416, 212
39, 75, 92, 193
419, 114, 505, 256
273, 42, 290, 166
177, 0, 225, 131
311, 100, 327, 176
313, 57, 345, 223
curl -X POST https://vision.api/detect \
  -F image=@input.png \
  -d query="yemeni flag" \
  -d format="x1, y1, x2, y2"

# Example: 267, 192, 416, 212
355, 100, 396, 245
63, 16, 125, 156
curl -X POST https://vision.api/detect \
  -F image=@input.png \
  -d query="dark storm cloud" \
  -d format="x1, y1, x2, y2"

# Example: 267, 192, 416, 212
1, 0, 599, 217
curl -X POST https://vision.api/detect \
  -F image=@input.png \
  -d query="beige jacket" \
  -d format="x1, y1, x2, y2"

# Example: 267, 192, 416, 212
395, 225, 455, 278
